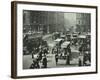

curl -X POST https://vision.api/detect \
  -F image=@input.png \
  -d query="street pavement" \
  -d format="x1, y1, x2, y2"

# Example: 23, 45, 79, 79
23, 53, 79, 69
23, 34, 81, 69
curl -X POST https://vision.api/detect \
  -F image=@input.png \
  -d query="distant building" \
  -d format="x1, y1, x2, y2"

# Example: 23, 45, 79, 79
76, 13, 91, 33
23, 10, 65, 35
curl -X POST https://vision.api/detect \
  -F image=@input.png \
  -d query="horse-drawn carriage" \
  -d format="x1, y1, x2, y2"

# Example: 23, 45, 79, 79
53, 41, 70, 59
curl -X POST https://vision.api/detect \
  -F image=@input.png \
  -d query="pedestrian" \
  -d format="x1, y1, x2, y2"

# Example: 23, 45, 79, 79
79, 58, 82, 66
43, 47, 48, 55
79, 45, 83, 55
42, 55, 47, 68
83, 51, 90, 66
35, 58, 40, 68
78, 57, 82, 66
52, 48, 54, 54
55, 53, 59, 65
67, 44, 71, 53
32, 52, 34, 59
32, 50, 35, 59
30, 59, 35, 69
66, 53, 70, 65
38, 50, 42, 61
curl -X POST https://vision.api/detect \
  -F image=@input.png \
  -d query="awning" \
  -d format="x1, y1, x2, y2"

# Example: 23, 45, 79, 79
61, 41, 70, 48
78, 35, 86, 39
61, 35, 66, 37
54, 38, 63, 42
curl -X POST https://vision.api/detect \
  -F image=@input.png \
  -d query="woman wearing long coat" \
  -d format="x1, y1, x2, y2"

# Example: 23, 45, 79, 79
42, 55, 47, 68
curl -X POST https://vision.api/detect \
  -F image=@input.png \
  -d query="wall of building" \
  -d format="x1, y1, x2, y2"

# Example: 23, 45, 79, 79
76, 13, 91, 32
23, 11, 65, 34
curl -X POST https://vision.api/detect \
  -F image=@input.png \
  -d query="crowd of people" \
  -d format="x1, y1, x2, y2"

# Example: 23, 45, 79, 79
29, 45, 72, 69
52, 32, 91, 66
30, 54, 47, 69
52, 44, 71, 65
24, 32, 91, 69
30, 45, 49, 69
